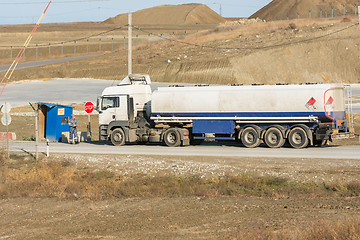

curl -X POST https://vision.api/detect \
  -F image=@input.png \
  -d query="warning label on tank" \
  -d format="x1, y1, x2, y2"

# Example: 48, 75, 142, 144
326, 96, 334, 105
305, 97, 317, 110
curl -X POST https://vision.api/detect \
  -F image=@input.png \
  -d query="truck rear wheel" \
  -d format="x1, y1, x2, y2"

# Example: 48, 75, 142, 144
264, 127, 285, 148
164, 128, 181, 147
288, 127, 309, 149
111, 128, 125, 146
241, 127, 260, 148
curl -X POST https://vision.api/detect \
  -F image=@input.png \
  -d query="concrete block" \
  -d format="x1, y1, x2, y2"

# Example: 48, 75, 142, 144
0, 132, 16, 141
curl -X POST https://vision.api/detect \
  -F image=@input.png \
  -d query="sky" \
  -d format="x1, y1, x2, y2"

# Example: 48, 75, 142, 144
0, 0, 273, 25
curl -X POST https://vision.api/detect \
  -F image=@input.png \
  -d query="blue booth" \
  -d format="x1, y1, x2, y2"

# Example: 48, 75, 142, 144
37, 102, 74, 142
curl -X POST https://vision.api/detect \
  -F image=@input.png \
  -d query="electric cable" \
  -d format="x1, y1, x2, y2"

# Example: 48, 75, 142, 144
0, 24, 128, 48
133, 22, 359, 51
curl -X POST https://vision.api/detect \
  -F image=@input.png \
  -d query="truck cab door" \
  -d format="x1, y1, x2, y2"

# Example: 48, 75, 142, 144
99, 95, 128, 125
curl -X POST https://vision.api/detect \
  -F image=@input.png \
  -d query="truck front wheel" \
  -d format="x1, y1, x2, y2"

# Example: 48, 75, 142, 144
241, 127, 260, 148
164, 128, 181, 147
111, 128, 125, 146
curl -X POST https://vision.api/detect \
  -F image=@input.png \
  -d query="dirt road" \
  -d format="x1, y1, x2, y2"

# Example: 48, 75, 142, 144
0, 54, 102, 73
10, 141, 360, 160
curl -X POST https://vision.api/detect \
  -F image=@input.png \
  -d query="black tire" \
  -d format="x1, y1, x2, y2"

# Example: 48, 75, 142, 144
314, 139, 327, 147
241, 127, 260, 148
164, 129, 181, 147
264, 127, 285, 148
111, 128, 125, 146
288, 127, 309, 149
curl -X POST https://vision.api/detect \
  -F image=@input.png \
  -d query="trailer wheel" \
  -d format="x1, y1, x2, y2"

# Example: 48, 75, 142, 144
288, 127, 309, 149
164, 129, 181, 147
111, 128, 125, 146
264, 127, 285, 148
241, 127, 260, 148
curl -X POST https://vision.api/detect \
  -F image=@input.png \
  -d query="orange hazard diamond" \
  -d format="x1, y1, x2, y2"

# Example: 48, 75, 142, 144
327, 96, 334, 104
307, 97, 316, 105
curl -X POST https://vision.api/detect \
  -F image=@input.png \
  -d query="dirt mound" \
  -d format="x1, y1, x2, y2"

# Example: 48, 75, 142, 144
251, 0, 359, 21
104, 4, 225, 25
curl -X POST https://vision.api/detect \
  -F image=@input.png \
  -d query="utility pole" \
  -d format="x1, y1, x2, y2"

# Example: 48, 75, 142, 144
358, 6, 360, 30
213, 2, 222, 16
128, 12, 132, 75
29, 102, 39, 161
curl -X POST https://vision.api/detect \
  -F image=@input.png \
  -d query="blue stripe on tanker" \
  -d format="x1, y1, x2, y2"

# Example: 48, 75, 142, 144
151, 111, 346, 120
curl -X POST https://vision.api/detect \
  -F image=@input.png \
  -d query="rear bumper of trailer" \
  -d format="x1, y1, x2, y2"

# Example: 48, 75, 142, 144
331, 128, 356, 140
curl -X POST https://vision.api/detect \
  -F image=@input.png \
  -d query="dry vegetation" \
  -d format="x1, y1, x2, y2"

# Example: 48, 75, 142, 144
0, 152, 360, 239
2, 156, 360, 200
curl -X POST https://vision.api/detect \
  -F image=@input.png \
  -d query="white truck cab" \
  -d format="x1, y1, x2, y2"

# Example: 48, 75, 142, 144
97, 74, 152, 125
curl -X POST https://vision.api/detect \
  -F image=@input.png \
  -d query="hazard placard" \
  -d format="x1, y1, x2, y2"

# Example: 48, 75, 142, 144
327, 96, 334, 105
307, 97, 316, 106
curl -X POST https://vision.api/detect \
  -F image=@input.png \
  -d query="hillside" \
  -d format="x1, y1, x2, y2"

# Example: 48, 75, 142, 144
104, 4, 226, 25
251, 0, 359, 21
8, 17, 359, 85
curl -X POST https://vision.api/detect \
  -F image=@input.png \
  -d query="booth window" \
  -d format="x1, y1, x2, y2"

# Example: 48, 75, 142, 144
61, 117, 69, 125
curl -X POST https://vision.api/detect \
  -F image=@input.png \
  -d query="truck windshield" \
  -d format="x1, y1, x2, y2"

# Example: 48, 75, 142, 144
101, 97, 119, 110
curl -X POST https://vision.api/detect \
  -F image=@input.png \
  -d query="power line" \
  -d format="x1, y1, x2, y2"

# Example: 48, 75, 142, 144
0, 22, 357, 52
133, 23, 359, 51
0, 25, 128, 48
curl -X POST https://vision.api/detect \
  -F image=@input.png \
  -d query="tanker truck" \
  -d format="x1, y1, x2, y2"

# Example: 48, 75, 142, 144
96, 74, 354, 149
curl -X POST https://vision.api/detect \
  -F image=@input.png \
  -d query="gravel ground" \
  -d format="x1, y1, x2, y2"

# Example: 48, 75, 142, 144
50, 153, 360, 183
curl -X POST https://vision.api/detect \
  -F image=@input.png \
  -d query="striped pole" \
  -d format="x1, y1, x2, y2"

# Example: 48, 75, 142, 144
0, 0, 53, 97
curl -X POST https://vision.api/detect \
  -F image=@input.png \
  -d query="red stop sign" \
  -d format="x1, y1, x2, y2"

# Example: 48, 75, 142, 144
85, 102, 94, 114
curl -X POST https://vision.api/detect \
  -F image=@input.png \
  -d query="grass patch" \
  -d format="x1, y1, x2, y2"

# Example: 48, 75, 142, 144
0, 154, 359, 200
21, 136, 35, 141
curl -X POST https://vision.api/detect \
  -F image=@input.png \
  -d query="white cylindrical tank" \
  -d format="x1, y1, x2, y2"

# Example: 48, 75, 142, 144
151, 84, 346, 122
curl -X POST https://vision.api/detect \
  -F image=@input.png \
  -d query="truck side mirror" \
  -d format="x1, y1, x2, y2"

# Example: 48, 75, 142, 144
96, 97, 100, 112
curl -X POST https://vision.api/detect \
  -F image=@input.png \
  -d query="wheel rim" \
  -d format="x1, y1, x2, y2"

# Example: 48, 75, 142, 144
113, 132, 123, 143
268, 132, 278, 144
291, 132, 302, 145
167, 132, 177, 144
245, 132, 255, 144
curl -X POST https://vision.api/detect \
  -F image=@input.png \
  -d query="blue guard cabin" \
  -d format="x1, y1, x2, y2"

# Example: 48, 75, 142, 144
36, 102, 74, 142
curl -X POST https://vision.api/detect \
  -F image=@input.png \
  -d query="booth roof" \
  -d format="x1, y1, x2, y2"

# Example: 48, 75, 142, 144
35, 102, 74, 109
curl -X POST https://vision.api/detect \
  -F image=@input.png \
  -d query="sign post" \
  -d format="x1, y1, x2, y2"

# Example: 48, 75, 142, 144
1, 102, 11, 158
29, 102, 39, 161
84, 102, 94, 142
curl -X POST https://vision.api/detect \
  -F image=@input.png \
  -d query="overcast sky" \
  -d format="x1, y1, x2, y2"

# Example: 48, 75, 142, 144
0, 0, 272, 25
